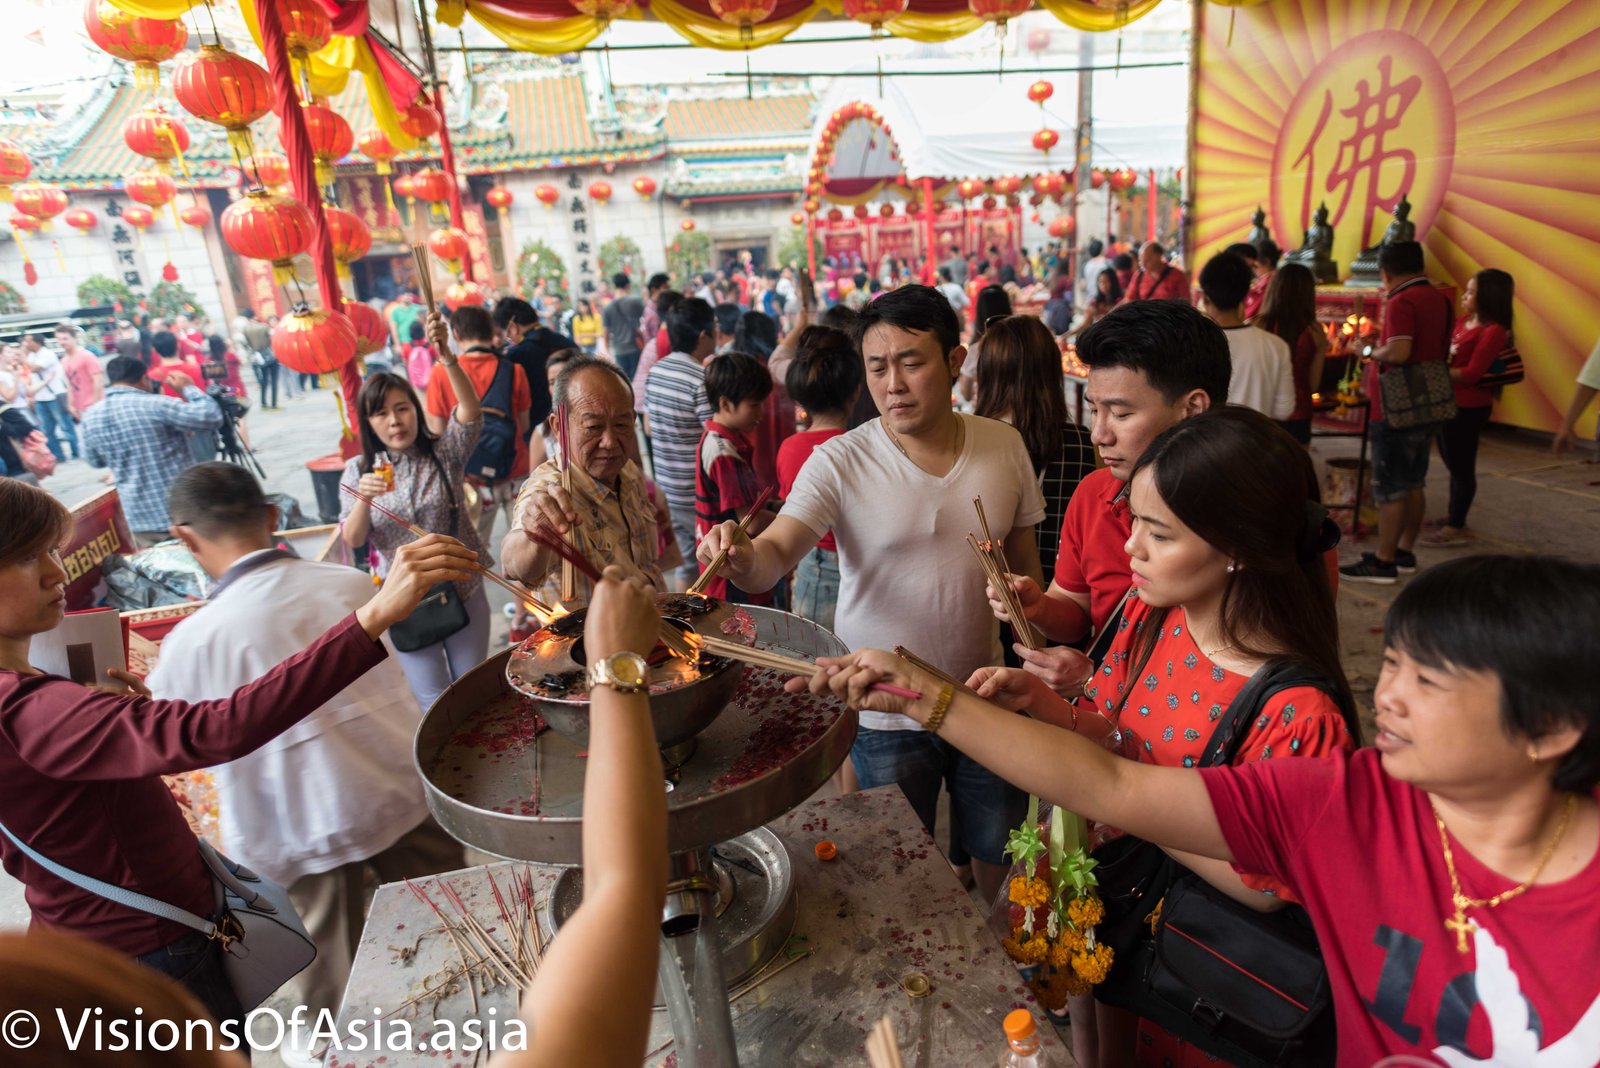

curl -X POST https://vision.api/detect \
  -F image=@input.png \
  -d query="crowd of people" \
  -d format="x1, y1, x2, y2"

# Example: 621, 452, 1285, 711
1, 230, 1598, 1068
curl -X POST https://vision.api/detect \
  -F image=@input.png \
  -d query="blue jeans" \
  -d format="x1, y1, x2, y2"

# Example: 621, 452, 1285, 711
137, 928, 246, 1034
253, 359, 279, 408
850, 727, 1026, 866
35, 397, 78, 461
1370, 419, 1435, 503
792, 546, 839, 632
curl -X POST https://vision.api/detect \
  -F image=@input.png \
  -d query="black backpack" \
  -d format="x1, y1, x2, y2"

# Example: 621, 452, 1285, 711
465, 358, 518, 483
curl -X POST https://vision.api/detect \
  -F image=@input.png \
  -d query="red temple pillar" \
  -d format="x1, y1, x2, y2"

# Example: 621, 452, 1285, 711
921, 176, 937, 284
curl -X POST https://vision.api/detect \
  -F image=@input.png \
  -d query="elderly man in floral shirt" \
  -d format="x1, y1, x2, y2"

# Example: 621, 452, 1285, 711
502, 355, 679, 609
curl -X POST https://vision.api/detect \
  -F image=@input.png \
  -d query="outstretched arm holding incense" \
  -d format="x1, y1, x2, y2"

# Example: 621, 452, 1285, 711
695, 514, 817, 595
790, 648, 1233, 864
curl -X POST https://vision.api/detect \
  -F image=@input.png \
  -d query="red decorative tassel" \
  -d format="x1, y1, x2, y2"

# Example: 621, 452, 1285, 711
162, 261, 179, 282
23, 261, 37, 286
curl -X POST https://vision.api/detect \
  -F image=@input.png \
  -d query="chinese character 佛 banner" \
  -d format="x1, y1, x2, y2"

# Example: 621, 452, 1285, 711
1191, 0, 1600, 433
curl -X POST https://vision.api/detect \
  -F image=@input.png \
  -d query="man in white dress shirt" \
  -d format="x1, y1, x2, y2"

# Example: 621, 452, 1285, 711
147, 463, 462, 1056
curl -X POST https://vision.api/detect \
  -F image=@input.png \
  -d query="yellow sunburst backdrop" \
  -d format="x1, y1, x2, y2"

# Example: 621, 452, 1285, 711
1192, 0, 1600, 433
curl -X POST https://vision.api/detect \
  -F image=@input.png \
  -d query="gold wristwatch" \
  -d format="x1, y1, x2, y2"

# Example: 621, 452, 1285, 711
589, 651, 650, 694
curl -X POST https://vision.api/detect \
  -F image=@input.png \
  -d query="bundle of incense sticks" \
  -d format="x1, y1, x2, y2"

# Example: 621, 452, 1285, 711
408, 242, 437, 313
892, 644, 981, 698
526, 520, 699, 661
971, 496, 1041, 650
693, 633, 922, 700
339, 483, 553, 616
402, 871, 544, 1000
866, 1016, 905, 1068
555, 402, 575, 602
688, 483, 776, 596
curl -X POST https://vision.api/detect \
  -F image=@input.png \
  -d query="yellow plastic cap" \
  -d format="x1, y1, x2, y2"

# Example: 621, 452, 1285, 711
1004, 1008, 1036, 1042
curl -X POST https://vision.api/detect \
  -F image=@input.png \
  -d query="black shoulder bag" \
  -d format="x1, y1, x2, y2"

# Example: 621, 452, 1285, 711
387, 454, 470, 653
1090, 659, 1346, 1067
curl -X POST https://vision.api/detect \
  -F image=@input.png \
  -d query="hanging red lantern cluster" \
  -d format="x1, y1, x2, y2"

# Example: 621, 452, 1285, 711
588, 180, 613, 205
221, 189, 313, 284
12, 183, 68, 230
957, 178, 984, 201
172, 45, 272, 159
410, 168, 454, 220
632, 175, 656, 200
65, 208, 98, 232
1108, 168, 1139, 192
992, 176, 1022, 197
427, 226, 470, 274
343, 299, 389, 358
123, 107, 190, 174
841, 0, 908, 32
293, 103, 354, 187
709, 0, 778, 40
82, 0, 187, 91
357, 128, 397, 175
325, 206, 372, 281
272, 305, 357, 375
398, 99, 442, 141
0, 139, 33, 203
535, 184, 559, 209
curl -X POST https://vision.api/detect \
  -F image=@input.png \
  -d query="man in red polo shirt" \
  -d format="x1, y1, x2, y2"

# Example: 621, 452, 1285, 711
1120, 241, 1191, 304
1340, 241, 1453, 584
987, 300, 1230, 694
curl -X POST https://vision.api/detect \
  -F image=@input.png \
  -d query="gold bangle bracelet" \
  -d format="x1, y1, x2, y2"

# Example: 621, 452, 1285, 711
924, 683, 956, 735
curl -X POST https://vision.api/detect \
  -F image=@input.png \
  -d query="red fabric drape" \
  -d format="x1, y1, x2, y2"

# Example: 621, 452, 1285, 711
315, 0, 371, 37
368, 37, 422, 111
257, 0, 362, 455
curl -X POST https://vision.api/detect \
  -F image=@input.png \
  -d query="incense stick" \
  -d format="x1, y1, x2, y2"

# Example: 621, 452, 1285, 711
892, 644, 982, 698
688, 484, 776, 596
409, 242, 436, 313
970, 496, 1040, 650
555, 404, 576, 602
338, 483, 554, 616
866, 1016, 905, 1068
694, 634, 922, 699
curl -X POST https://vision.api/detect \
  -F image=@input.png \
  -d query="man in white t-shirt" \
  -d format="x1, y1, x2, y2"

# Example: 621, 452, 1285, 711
148, 463, 462, 1062
698, 286, 1045, 902
21, 333, 79, 463
1198, 250, 1294, 421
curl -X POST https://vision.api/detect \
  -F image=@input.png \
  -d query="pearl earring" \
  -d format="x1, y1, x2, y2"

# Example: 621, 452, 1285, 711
1226, 563, 1237, 574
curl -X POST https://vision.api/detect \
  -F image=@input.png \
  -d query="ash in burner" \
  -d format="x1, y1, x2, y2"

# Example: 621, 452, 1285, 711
540, 670, 585, 695
660, 594, 718, 617
544, 611, 586, 638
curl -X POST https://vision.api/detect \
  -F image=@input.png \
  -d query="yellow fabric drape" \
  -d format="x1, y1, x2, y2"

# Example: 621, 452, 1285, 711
1035, 0, 1164, 31
103, 0, 200, 16
435, 0, 616, 54
881, 10, 986, 42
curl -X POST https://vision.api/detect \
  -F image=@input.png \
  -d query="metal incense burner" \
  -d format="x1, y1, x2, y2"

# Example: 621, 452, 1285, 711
415, 601, 856, 1068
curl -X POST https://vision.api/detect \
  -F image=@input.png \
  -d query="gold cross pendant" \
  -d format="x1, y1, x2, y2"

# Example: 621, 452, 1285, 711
1445, 903, 1478, 954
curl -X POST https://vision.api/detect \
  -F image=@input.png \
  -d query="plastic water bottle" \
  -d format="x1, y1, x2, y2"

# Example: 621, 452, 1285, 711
1001, 1008, 1049, 1067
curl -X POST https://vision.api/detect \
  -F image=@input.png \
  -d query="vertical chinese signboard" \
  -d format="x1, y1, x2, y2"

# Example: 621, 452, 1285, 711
1191, 0, 1600, 433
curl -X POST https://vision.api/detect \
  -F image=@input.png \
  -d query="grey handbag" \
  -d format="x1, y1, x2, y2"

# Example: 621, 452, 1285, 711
0, 820, 315, 1011
1378, 358, 1457, 429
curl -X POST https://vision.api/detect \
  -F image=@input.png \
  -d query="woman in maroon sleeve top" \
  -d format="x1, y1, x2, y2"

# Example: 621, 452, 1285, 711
1422, 269, 1515, 548
0, 478, 477, 1028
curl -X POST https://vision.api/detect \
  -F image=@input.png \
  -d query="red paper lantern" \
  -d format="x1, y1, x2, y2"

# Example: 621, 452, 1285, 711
162, 262, 179, 282
180, 204, 211, 229
12, 183, 68, 228
427, 226, 470, 271
710, 0, 777, 38
1027, 80, 1054, 104
993, 176, 1022, 197
282, 0, 332, 60
8, 214, 40, 234
444, 282, 488, 310
252, 153, 291, 187
122, 108, 190, 172
827, 208, 843, 223
1029, 193, 1045, 207
957, 178, 984, 201
325, 207, 372, 274
294, 104, 354, 186
343, 299, 389, 358
65, 208, 98, 232
879, 203, 895, 218
392, 173, 417, 200
632, 176, 656, 199
485, 186, 513, 212
1090, 168, 1107, 190
356, 128, 397, 175
1030, 175, 1051, 196
849, 204, 867, 220
680, 219, 696, 232
967, 0, 1030, 30
0, 139, 33, 202
398, 100, 441, 141
173, 46, 272, 158
1044, 173, 1067, 197
410, 169, 454, 220
272, 306, 357, 375
1047, 215, 1074, 239
535, 184, 559, 209
125, 171, 176, 211
1108, 167, 1138, 192
82, 0, 187, 91
120, 204, 155, 230
802, 198, 819, 215
789, 211, 805, 225
1033, 129, 1060, 153
588, 181, 613, 204
982, 196, 998, 211
22, 261, 37, 287
221, 189, 313, 284
841, 0, 908, 31
572, 0, 637, 19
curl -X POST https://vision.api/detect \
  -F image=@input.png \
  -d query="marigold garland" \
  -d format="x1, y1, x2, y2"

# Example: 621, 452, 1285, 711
1001, 802, 1113, 1006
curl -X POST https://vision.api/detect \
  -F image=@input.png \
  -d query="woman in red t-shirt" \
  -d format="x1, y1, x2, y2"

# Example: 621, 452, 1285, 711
1254, 262, 1328, 446
1422, 269, 1514, 548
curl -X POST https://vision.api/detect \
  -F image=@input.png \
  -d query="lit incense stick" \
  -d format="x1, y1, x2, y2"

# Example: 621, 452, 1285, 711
688, 483, 776, 596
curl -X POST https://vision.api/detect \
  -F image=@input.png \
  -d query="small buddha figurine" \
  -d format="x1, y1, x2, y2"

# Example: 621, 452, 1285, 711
1348, 195, 1414, 287
1286, 201, 1339, 283
1246, 205, 1270, 247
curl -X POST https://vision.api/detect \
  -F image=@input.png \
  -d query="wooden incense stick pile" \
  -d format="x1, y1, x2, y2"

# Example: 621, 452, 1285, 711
866, 1016, 905, 1068
970, 496, 1041, 650
402, 870, 544, 1005
694, 633, 922, 700
409, 243, 437, 313
688, 484, 775, 596
339, 483, 555, 618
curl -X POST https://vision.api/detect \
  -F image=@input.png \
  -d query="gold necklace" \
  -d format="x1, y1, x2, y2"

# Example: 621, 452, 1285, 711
880, 415, 962, 464
1434, 793, 1577, 954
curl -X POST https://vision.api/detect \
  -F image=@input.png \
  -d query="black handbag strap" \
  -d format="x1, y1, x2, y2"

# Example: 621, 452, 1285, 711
1198, 659, 1354, 768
